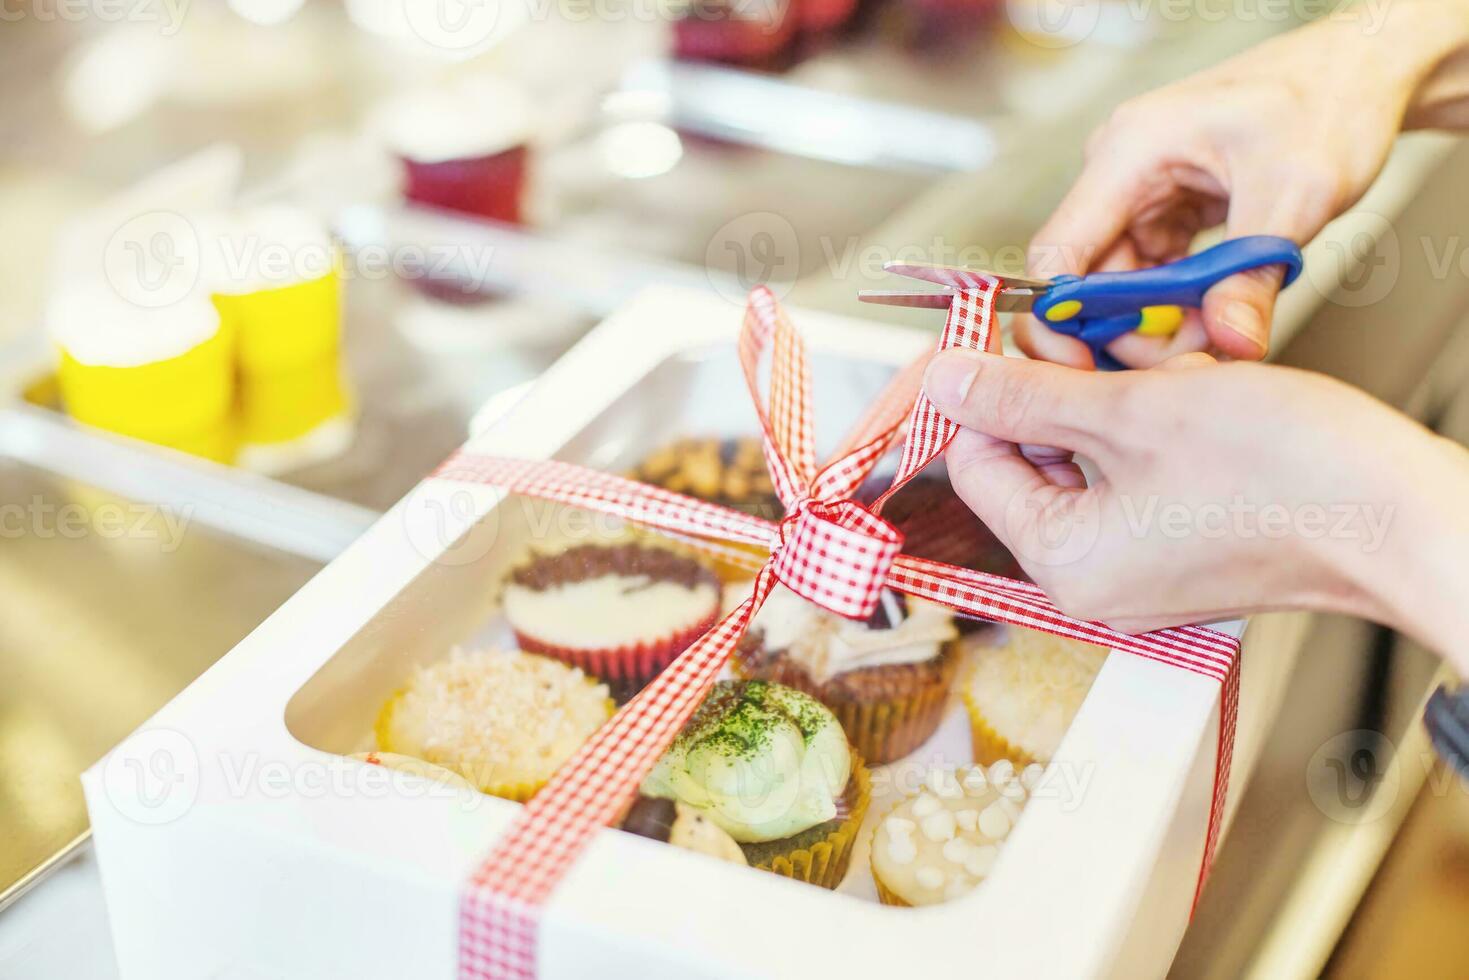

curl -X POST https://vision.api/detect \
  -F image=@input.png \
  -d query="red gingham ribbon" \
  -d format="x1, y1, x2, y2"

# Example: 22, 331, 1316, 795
438, 283, 1240, 979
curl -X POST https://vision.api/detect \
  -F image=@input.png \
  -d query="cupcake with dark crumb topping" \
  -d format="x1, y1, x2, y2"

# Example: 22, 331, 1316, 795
642, 680, 870, 888
632, 435, 783, 520
375, 648, 612, 800
503, 542, 722, 700
733, 585, 959, 764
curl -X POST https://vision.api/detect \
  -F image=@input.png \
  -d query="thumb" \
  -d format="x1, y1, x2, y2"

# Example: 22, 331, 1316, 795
1200, 263, 1285, 361
923, 349, 1113, 454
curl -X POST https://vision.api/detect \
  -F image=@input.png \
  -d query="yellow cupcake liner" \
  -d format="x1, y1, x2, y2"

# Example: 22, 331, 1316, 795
213, 263, 342, 374
961, 684, 1041, 769
873, 872, 912, 907
57, 323, 235, 443
733, 644, 959, 766
750, 754, 872, 890
237, 354, 350, 446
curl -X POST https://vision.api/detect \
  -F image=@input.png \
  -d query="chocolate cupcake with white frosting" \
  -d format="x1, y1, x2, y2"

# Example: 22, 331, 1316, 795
870, 762, 1038, 907
504, 542, 722, 700
642, 680, 871, 888
732, 585, 960, 764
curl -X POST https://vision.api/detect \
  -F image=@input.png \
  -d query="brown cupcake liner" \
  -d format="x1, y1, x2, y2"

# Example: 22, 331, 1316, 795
733, 643, 959, 765
514, 607, 720, 701
961, 686, 1041, 769
748, 754, 872, 890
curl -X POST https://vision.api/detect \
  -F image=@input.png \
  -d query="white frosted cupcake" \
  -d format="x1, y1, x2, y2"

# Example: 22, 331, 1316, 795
870, 762, 1039, 906
962, 628, 1108, 767
375, 648, 612, 800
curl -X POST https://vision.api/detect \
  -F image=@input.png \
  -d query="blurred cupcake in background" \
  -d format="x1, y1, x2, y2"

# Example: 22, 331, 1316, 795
733, 585, 960, 764
48, 286, 238, 463
632, 435, 783, 520
378, 76, 534, 225
962, 627, 1107, 768
671, 0, 798, 70
203, 205, 352, 473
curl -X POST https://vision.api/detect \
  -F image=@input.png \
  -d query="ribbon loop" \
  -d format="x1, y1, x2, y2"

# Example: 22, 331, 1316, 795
769, 498, 903, 620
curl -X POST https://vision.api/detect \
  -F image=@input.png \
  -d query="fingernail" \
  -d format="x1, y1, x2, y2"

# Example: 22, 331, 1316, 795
924, 350, 982, 410
1221, 301, 1267, 356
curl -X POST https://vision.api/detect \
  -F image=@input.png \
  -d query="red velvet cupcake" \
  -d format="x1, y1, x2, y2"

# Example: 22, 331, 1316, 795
379, 78, 533, 225
503, 543, 722, 700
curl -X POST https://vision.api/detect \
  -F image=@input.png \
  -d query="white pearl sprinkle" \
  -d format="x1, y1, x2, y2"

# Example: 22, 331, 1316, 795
915, 866, 946, 890
988, 759, 1015, 788
921, 810, 957, 843
978, 801, 1012, 839
999, 796, 1022, 822
944, 877, 973, 901
1001, 781, 1027, 804
885, 816, 916, 836
1021, 763, 1045, 792
942, 837, 974, 865
886, 833, 918, 866
927, 768, 964, 799
954, 808, 978, 832
965, 844, 999, 878
911, 793, 942, 818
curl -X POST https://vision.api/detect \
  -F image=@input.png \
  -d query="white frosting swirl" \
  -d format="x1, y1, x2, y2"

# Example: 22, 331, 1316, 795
751, 584, 957, 684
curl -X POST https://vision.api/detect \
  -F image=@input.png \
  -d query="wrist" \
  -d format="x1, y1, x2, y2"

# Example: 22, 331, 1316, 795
1377, 0, 1469, 129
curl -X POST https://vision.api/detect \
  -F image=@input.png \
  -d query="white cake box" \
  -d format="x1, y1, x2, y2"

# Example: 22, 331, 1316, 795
83, 287, 1292, 980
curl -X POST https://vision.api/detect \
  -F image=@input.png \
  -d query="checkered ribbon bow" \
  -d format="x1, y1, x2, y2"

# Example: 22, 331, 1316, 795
435, 282, 1241, 979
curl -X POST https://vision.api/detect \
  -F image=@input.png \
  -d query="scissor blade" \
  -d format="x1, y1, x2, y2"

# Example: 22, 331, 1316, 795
882, 260, 1055, 292
858, 287, 1042, 312
858, 289, 955, 309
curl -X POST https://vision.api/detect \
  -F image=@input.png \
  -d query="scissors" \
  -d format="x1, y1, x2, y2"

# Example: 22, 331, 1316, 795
859, 235, 1304, 370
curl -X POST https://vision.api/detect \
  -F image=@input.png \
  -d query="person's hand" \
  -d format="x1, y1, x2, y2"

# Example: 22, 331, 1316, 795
921, 348, 1469, 664
1021, 3, 1469, 369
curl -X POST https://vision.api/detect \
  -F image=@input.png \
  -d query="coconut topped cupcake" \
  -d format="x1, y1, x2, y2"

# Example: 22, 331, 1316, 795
964, 629, 1108, 765
870, 762, 1040, 906
504, 542, 722, 699
376, 648, 612, 799
643, 680, 852, 844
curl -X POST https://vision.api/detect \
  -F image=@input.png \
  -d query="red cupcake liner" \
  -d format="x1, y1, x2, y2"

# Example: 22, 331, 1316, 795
514, 607, 721, 701
401, 145, 528, 225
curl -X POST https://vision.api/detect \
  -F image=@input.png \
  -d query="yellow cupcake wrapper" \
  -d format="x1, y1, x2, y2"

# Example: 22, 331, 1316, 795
961, 684, 1041, 770
733, 643, 959, 766
750, 753, 872, 890
873, 872, 913, 908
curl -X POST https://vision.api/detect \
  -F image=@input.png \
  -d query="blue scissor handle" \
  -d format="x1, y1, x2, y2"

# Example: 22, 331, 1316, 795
1035, 235, 1304, 369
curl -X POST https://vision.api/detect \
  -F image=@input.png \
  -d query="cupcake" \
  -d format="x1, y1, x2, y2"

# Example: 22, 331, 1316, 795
870, 762, 1036, 907
962, 628, 1108, 768
621, 795, 748, 866
503, 542, 722, 701
671, 0, 798, 70
375, 648, 612, 800
378, 77, 534, 225
733, 585, 959, 764
631, 435, 783, 520
642, 680, 871, 888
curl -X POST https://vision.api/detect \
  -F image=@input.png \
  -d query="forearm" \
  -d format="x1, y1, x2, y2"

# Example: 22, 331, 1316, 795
1374, 0, 1469, 131
1343, 432, 1469, 674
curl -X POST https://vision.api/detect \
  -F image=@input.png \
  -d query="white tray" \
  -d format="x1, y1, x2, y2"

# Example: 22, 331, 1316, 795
83, 286, 1288, 980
